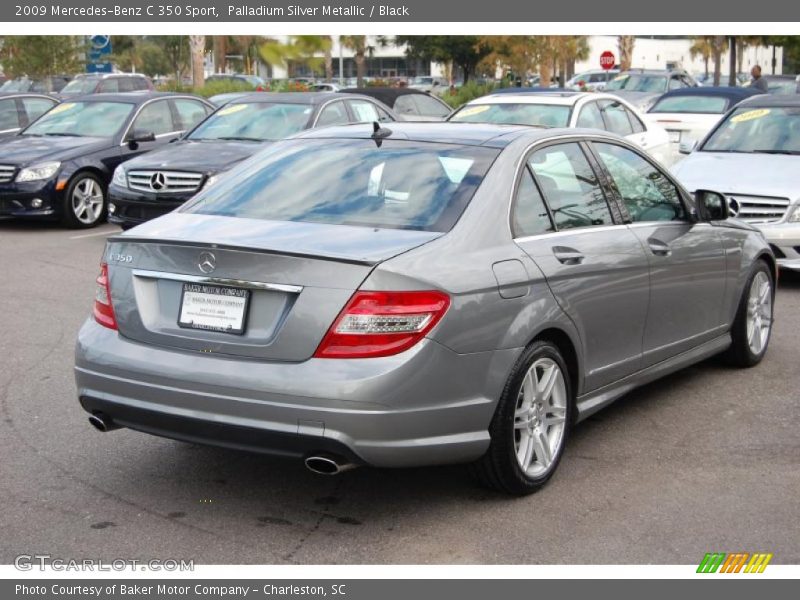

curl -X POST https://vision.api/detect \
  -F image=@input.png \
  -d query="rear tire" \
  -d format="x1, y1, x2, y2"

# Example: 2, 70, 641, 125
724, 260, 774, 367
471, 340, 573, 495
61, 172, 106, 229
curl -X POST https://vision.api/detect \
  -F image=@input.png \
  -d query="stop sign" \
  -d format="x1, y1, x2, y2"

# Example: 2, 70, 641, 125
600, 51, 616, 70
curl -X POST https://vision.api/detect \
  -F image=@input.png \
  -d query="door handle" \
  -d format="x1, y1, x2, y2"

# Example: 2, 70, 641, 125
648, 238, 671, 256
552, 246, 585, 265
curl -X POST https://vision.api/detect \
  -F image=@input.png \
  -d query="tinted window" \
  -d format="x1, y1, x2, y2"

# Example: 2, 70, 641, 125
23, 101, 134, 137
0, 99, 20, 130
59, 79, 98, 95
98, 78, 120, 93
595, 142, 685, 222
347, 100, 382, 122
184, 139, 499, 232
600, 100, 634, 136
450, 102, 570, 127
394, 95, 418, 116
512, 169, 554, 237
316, 101, 350, 126
131, 100, 175, 136
605, 74, 667, 93
528, 143, 612, 230
21, 97, 56, 124
650, 95, 729, 114
190, 102, 312, 141
576, 102, 605, 129
412, 94, 451, 118
117, 78, 136, 93
173, 98, 210, 130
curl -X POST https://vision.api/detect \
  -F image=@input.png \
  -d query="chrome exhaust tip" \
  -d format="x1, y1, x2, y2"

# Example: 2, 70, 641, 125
304, 454, 358, 475
88, 413, 121, 433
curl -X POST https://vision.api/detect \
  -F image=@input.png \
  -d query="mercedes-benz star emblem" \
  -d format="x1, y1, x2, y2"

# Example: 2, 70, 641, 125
149, 172, 167, 191
198, 251, 217, 274
728, 197, 740, 217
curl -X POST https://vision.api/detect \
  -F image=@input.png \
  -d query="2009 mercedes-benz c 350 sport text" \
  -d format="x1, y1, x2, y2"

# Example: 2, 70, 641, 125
74, 122, 775, 495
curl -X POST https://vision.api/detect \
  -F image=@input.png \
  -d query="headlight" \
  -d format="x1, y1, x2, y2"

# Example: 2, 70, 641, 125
111, 165, 127, 187
789, 204, 800, 223
16, 161, 61, 182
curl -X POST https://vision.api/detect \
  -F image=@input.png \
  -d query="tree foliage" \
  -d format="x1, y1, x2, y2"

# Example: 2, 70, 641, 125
0, 36, 84, 78
395, 35, 490, 83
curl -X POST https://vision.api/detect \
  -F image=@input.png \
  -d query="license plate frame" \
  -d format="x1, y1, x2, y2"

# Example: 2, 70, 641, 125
178, 282, 250, 335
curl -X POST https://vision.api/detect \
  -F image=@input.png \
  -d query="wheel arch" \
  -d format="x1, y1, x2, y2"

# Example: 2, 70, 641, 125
528, 326, 582, 404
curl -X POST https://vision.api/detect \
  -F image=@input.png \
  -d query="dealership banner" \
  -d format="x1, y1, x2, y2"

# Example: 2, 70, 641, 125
5, 0, 800, 22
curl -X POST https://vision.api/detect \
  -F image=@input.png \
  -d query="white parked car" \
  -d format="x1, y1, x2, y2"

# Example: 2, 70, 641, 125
448, 91, 673, 166
672, 95, 800, 271
645, 87, 764, 164
566, 69, 620, 91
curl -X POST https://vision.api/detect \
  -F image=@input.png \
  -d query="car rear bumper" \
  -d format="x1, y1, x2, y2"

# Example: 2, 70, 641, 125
74, 319, 518, 468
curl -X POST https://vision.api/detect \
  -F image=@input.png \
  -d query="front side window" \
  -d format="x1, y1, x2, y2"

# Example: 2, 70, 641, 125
21, 97, 57, 123
599, 100, 634, 136
595, 142, 685, 222
23, 101, 134, 137
449, 103, 571, 128
528, 142, 613, 230
131, 100, 175, 136
173, 99, 211, 130
183, 139, 499, 232
412, 94, 451, 118
0, 98, 20, 130
576, 102, 604, 129
98, 78, 120, 93
316, 101, 349, 126
393, 95, 418, 116
347, 100, 382, 123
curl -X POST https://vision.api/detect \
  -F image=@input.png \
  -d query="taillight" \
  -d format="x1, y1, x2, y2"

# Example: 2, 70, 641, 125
314, 290, 450, 359
93, 263, 118, 330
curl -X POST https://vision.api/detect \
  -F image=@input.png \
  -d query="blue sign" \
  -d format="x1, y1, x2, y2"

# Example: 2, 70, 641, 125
87, 35, 112, 73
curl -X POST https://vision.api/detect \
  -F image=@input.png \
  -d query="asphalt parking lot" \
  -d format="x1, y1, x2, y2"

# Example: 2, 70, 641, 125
1, 219, 798, 565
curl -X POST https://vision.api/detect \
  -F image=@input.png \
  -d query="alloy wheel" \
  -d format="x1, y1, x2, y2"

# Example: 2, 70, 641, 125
71, 177, 104, 225
746, 271, 772, 356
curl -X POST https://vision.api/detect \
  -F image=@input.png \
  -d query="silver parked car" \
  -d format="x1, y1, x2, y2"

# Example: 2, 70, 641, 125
74, 123, 775, 495
672, 95, 800, 271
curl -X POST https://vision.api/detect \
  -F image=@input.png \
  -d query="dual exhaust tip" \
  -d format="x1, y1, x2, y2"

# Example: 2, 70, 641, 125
89, 414, 357, 476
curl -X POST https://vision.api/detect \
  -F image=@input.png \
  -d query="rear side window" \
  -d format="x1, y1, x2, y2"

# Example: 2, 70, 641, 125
600, 100, 634, 136
0, 98, 20, 130
347, 100, 381, 122
528, 142, 613, 230
184, 139, 499, 232
512, 169, 554, 237
394, 95, 418, 116
576, 102, 604, 129
594, 142, 685, 222
412, 94, 451, 118
98, 78, 120, 93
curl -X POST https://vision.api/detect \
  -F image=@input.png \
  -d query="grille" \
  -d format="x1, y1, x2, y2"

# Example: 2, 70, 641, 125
127, 170, 204, 194
726, 194, 790, 223
0, 165, 17, 183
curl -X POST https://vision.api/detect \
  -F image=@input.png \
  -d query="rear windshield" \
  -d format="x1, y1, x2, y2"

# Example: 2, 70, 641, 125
606, 74, 667, 93
189, 102, 312, 141
183, 138, 499, 232
649, 95, 729, 114
449, 103, 570, 127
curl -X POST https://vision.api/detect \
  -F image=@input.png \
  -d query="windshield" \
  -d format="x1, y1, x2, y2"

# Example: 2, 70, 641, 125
649, 95, 729, 114
59, 79, 99, 95
765, 79, 800, 95
189, 102, 313, 141
183, 138, 499, 232
412, 77, 433, 85
606, 74, 667, 93
701, 106, 800, 154
449, 103, 570, 127
23, 101, 134, 137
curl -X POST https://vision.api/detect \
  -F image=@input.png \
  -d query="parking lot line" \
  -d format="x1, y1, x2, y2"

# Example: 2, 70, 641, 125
69, 229, 117, 240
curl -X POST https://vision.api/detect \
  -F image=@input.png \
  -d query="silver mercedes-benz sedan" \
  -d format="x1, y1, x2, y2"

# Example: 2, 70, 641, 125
75, 122, 775, 495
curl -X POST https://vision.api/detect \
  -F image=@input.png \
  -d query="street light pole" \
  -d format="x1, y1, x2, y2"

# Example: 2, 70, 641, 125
338, 35, 344, 85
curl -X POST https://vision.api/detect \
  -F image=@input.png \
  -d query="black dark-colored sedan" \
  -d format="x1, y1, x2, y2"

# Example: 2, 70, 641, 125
342, 87, 453, 121
0, 93, 59, 139
108, 92, 397, 229
0, 92, 214, 228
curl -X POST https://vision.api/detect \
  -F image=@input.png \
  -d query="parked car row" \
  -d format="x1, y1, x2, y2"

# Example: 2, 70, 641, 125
0, 73, 154, 99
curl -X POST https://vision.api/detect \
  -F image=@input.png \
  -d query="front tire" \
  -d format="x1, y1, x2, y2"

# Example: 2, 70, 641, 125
725, 260, 774, 367
472, 340, 573, 495
61, 172, 106, 229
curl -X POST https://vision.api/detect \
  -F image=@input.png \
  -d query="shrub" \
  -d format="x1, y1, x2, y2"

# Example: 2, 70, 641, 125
441, 80, 498, 108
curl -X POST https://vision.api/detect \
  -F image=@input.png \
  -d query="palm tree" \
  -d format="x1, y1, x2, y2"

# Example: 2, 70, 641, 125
617, 36, 635, 71
690, 36, 714, 78
189, 35, 205, 89
711, 36, 728, 86
341, 35, 370, 86
212, 36, 229, 73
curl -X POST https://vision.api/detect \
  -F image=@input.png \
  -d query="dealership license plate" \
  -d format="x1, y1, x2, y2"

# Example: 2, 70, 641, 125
178, 283, 250, 335
668, 130, 681, 143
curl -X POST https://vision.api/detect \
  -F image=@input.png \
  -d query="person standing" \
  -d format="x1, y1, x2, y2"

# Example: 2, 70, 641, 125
750, 65, 769, 92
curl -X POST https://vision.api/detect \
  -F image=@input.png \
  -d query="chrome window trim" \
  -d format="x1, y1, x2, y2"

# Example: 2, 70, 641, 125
132, 269, 303, 294
513, 223, 629, 244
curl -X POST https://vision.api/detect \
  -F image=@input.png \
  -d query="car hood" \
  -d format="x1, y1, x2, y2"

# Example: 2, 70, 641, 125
0, 135, 111, 166
122, 213, 444, 264
120, 139, 268, 174
672, 152, 800, 200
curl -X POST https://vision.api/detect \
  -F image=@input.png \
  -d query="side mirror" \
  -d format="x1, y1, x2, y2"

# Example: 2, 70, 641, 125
695, 190, 729, 221
679, 139, 697, 155
127, 130, 156, 145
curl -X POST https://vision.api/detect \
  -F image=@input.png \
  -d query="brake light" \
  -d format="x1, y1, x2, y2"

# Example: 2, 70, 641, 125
314, 291, 450, 359
93, 263, 118, 330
